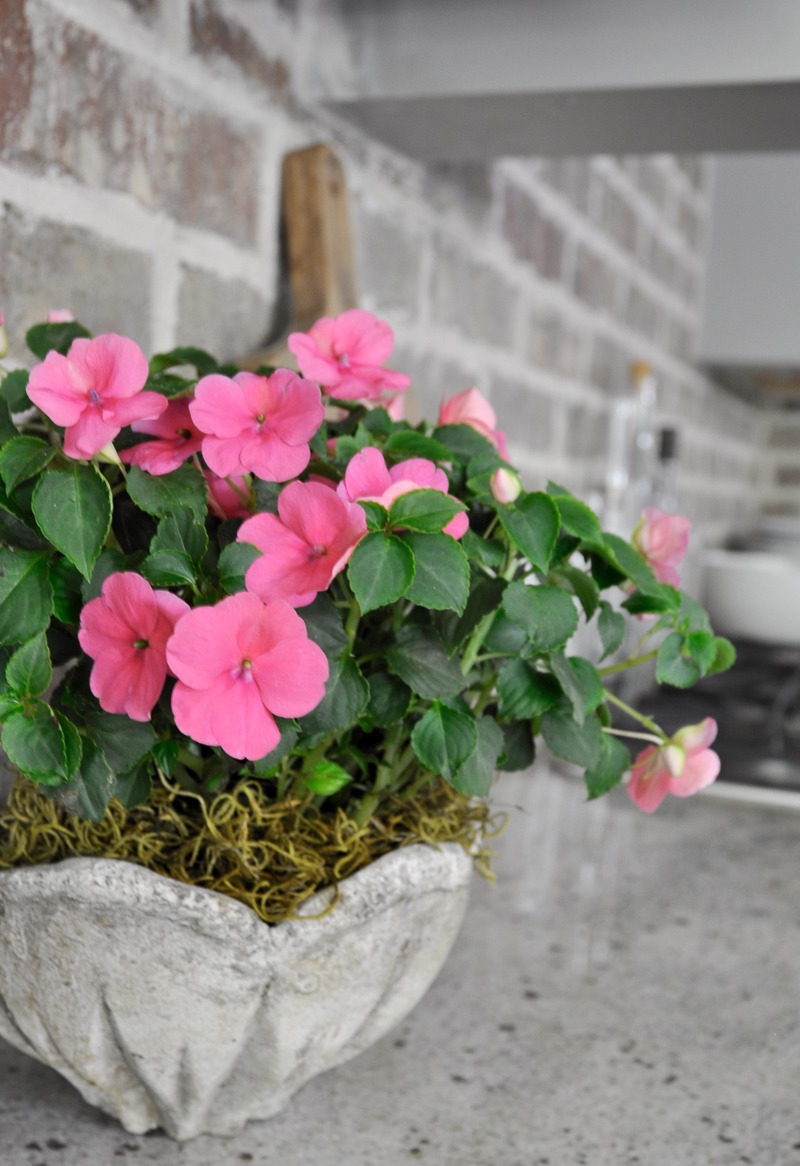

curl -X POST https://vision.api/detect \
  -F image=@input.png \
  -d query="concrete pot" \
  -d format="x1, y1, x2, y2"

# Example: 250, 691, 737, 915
0, 842, 472, 1140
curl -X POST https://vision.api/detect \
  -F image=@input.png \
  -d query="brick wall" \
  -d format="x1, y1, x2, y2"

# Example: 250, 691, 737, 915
0, 0, 764, 545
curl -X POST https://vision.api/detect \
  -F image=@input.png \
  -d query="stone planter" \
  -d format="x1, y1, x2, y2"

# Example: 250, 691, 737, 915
0, 842, 472, 1140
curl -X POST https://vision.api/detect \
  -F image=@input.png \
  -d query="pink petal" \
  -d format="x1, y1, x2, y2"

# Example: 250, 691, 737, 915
444, 511, 469, 539
131, 400, 201, 440
266, 373, 325, 445
277, 481, 346, 546
673, 717, 718, 754
389, 458, 448, 491
668, 748, 721, 797
153, 590, 191, 640
287, 331, 340, 386
240, 521, 316, 606
78, 596, 132, 650
26, 352, 88, 426
239, 431, 311, 482
340, 446, 392, 501
333, 310, 394, 367
627, 764, 671, 813
237, 598, 310, 658
171, 681, 222, 747
209, 673, 281, 761
82, 334, 149, 401
190, 375, 253, 438
204, 472, 251, 519
121, 436, 203, 476
122, 648, 168, 721
101, 572, 159, 639
166, 593, 261, 689
252, 638, 329, 718
105, 391, 168, 428
63, 411, 119, 460
439, 388, 498, 431
89, 653, 143, 716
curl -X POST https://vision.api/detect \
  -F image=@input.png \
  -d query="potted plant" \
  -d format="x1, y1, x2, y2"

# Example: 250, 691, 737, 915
0, 308, 733, 1139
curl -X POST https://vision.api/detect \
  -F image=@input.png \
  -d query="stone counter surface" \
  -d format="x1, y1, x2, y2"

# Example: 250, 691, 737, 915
1, 767, 799, 1165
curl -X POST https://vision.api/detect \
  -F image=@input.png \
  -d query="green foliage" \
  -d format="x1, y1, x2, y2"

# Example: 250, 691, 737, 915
411, 701, 478, 783
348, 532, 415, 613
0, 369, 31, 413
26, 320, 91, 359
387, 626, 464, 699
388, 488, 466, 534
126, 464, 208, 523
497, 658, 559, 719
217, 542, 261, 594
503, 582, 578, 654
598, 601, 626, 659
0, 549, 53, 645
497, 491, 559, 572
584, 734, 631, 800
0, 436, 55, 494
6, 632, 51, 698
297, 653, 369, 738
32, 464, 112, 580
497, 721, 535, 772
366, 672, 412, 727
542, 705, 603, 769
452, 716, 504, 795
403, 532, 469, 613
3, 703, 81, 784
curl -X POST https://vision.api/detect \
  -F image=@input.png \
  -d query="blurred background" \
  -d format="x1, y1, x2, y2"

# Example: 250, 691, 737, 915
3, 0, 800, 791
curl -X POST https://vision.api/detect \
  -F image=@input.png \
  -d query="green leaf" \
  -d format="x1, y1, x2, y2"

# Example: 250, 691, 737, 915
548, 653, 602, 726
656, 632, 699, 688
541, 705, 602, 769
483, 611, 527, 654
32, 464, 112, 580
0, 694, 22, 720
677, 592, 713, 633
0, 399, 18, 446
497, 658, 560, 719
253, 479, 281, 514
411, 701, 478, 782
140, 549, 196, 588
590, 552, 627, 590
497, 491, 559, 572
150, 506, 208, 563
6, 631, 51, 697
144, 373, 193, 399
126, 464, 208, 524
549, 534, 581, 566
361, 407, 392, 435
461, 528, 505, 568
113, 761, 152, 810
598, 601, 625, 660
503, 582, 578, 654
498, 721, 535, 772
554, 563, 600, 619
149, 346, 218, 376
403, 532, 469, 613
584, 733, 630, 800
26, 320, 91, 360
48, 558, 83, 624
387, 625, 464, 699
0, 436, 55, 495
62, 739, 115, 822
297, 653, 369, 737
453, 715, 504, 796
335, 422, 373, 460
388, 488, 467, 534
2, 702, 72, 783
553, 495, 602, 542
361, 501, 389, 531
348, 532, 415, 614
546, 480, 572, 497
601, 532, 661, 597
81, 548, 125, 603
685, 630, 717, 677
622, 587, 679, 616
299, 593, 349, 660
440, 574, 506, 653
253, 718, 299, 774
217, 542, 261, 594
0, 369, 31, 413
0, 484, 46, 551
83, 709, 155, 772
366, 672, 412, 727
0, 549, 53, 644
304, 760, 353, 796
433, 424, 497, 463
707, 636, 736, 676
384, 431, 452, 461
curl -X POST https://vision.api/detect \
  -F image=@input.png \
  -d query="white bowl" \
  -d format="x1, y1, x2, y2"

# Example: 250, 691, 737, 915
703, 548, 800, 645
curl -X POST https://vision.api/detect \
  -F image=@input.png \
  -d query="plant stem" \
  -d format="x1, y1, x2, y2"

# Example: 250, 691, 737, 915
345, 597, 361, 649
599, 648, 658, 677
602, 726, 664, 745
603, 689, 668, 741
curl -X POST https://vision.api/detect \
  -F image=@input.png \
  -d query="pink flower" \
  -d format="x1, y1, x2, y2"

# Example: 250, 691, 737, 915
204, 471, 252, 520
238, 480, 366, 608
287, 309, 410, 402
631, 508, 692, 587
337, 446, 468, 539
490, 467, 522, 504
0, 311, 6, 360
438, 388, 508, 459
78, 572, 190, 722
47, 309, 75, 323
190, 369, 324, 482
627, 718, 721, 813
27, 334, 167, 460
120, 399, 204, 476
167, 592, 329, 761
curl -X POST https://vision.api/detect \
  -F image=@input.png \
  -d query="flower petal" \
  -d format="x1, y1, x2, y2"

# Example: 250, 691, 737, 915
83, 334, 149, 401
673, 717, 718, 754
190, 375, 252, 437
668, 748, 721, 797
252, 637, 329, 718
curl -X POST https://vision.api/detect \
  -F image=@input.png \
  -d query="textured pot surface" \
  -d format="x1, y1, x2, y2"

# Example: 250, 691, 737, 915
0, 843, 472, 1140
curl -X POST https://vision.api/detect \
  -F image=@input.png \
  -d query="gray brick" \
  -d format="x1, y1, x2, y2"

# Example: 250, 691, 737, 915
0, 206, 151, 360
768, 425, 800, 448
677, 156, 705, 191
528, 312, 580, 378
677, 199, 702, 252
565, 404, 609, 459
430, 236, 515, 347
573, 245, 617, 313
0, 0, 33, 154
424, 163, 493, 225
490, 377, 553, 452
601, 184, 638, 253
190, 0, 291, 99
356, 208, 422, 314
122, 0, 158, 19
391, 345, 475, 422
176, 266, 268, 363
538, 158, 592, 215
636, 160, 668, 210
590, 335, 631, 394
776, 465, 800, 487
626, 284, 659, 340
501, 185, 564, 280
6, 4, 260, 247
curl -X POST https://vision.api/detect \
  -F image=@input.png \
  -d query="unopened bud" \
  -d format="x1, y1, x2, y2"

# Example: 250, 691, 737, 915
96, 442, 122, 466
663, 744, 685, 778
490, 467, 522, 504
0, 311, 7, 360
47, 309, 75, 324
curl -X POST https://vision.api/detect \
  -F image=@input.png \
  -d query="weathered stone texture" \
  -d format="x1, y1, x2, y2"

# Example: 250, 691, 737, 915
176, 266, 269, 362
601, 184, 638, 254
355, 209, 422, 314
528, 312, 580, 378
0, 207, 152, 359
490, 377, 553, 451
565, 404, 610, 459
0, 0, 34, 153
430, 236, 515, 347
190, 0, 291, 98
573, 245, 617, 313
502, 184, 564, 280
590, 335, 631, 395
5, 3, 260, 246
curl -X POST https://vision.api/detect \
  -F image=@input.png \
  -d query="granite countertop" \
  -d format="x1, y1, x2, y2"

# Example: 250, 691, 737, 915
1, 766, 799, 1165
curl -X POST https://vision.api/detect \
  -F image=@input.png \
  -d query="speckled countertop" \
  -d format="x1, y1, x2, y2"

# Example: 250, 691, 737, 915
2, 766, 799, 1166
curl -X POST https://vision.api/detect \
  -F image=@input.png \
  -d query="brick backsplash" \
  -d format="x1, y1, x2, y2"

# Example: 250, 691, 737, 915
0, 0, 768, 542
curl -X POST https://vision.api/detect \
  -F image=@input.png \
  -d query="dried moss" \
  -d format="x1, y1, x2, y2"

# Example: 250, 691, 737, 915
0, 774, 502, 924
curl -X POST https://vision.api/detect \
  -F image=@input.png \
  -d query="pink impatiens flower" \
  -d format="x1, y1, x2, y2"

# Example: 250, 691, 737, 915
238, 480, 366, 607
78, 572, 190, 722
627, 718, 721, 813
27, 334, 168, 460
337, 446, 468, 539
204, 471, 252, 520
167, 592, 329, 761
438, 388, 508, 459
120, 399, 204, 476
631, 507, 692, 587
287, 309, 410, 402
47, 309, 75, 323
0, 310, 7, 360
190, 369, 324, 482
